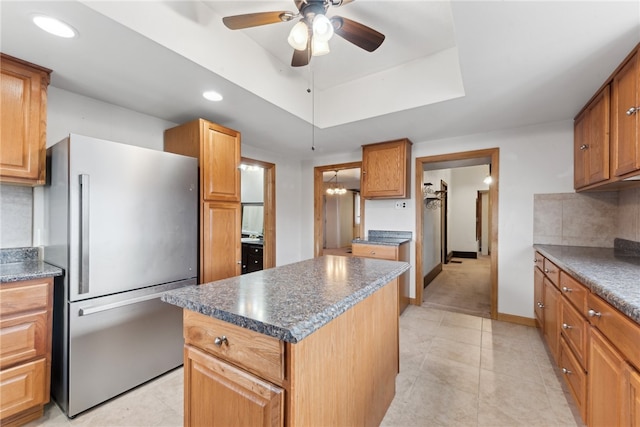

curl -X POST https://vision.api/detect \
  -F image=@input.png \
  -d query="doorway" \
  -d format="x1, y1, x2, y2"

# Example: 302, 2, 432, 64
313, 162, 363, 257
241, 157, 276, 269
414, 148, 499, 319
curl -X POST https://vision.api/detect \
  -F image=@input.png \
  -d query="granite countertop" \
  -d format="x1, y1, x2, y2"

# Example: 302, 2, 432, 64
534, 244, 640, 324
0, 247, 63, 283
352, 230, 412, 246
161, 255, 410, 343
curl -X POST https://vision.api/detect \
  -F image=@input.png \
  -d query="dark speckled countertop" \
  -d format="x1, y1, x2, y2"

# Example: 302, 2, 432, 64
534, 244, 640, 324
0, 247, 63, 283
352, 230, 412, 246
161, 255, 410, 343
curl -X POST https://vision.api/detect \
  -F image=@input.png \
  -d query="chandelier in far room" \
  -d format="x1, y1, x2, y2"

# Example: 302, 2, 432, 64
326, 170, 347, 195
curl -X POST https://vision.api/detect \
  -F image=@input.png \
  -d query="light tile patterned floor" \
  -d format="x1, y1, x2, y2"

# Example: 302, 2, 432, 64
27, 306, 583, 427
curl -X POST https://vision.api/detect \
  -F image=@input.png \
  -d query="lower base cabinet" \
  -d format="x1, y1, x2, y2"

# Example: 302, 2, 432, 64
588, 328, 625, 427
182, 278, 399, 426
624, 365, 640, 426
184, 345, 283, 426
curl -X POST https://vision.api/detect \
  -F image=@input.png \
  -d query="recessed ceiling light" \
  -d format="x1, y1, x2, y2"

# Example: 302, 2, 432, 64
203, 91, 223, 102
33, 15, 77, 38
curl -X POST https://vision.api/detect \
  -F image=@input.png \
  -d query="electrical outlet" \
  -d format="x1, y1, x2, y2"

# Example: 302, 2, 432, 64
394, 201, 407, 209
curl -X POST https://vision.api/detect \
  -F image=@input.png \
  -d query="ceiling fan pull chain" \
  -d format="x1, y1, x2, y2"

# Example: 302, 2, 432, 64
309, 67, 315, 151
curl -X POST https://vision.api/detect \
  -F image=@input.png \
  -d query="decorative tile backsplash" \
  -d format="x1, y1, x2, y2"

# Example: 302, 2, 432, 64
0, 185, 33, 248
534, 187, 640, 247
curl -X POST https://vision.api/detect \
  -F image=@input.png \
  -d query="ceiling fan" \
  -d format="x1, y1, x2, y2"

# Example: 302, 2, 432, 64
222, 0, 385, 67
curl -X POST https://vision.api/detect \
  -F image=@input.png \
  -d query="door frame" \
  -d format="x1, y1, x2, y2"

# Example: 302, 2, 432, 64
414, 148, 499, 319
313, 162, 363, 257
241, 157, 276, 269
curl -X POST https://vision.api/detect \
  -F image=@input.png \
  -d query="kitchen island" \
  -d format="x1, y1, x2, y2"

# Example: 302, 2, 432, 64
162, 255, 410, 426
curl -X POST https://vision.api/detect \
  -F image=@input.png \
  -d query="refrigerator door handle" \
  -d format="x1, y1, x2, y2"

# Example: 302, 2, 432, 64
78, 291, 168, 316
79, 174, 90, 295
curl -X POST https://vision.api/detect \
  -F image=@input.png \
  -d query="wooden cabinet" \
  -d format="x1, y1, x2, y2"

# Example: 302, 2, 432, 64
573, 43, 640, 190
361, 138, 412, 199
612, 49, 640, 178
533, 252, 561, 363
542, 277, 560, 363
574, 85, 610, 189
533, 261, 544, 328
165, 119, 241, 283
0, 277, 53, 426
181, 276, 399, 426
588, 327, 625, 427
242, 243, 263, 274
0, 54, 51, 186
586, 292, 640, 427
623, 364, 640, 427
534, 251, 640, 426
352, 241, 410, 314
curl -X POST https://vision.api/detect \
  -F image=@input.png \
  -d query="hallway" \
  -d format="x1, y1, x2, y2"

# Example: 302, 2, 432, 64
423, 255, 491, 319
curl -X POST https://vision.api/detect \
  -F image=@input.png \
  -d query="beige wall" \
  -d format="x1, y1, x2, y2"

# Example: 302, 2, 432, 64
533, 187, 640, 247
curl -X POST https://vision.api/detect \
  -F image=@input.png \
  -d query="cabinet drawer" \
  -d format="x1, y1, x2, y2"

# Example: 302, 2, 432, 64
0, 311, 47, 369
542, 258, 560, 288
0, 357, 47, 420
587, 293, 640, 370
183, 310, 284, 384
0, 279, 50, 317
560, 337, 587, 422
560, 299, 588, 369
559, 272, 589, 314
352, 244, 397, 260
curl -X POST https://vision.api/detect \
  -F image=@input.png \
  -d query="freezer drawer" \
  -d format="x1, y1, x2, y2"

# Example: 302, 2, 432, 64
66, 281, 192, 417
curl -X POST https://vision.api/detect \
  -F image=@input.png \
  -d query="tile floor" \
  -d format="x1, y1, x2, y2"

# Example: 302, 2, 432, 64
27, 306, 583, 427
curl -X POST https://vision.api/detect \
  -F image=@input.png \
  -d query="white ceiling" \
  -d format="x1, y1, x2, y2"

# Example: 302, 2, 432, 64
1, 1, 639, 160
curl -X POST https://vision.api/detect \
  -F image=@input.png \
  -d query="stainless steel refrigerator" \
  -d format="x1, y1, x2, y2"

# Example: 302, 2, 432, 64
44, 134, 197, 417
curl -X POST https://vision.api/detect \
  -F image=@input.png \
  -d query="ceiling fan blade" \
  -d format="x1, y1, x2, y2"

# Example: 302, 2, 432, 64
291, 43, 311, 67
331, 16, 385, 52
222, 12, 291, 30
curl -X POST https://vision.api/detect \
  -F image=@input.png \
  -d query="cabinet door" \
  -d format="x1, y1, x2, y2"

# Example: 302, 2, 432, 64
184, 345, 283, 427
543, 278, 560, 363
623, 364, 640, 427
0, 358, 47, 420
574, 110, 589, 188
361, 139, 411, 199
202, 121, 241, 202
0, 55, 50, 185
612, 50, 640, 177
533, 266, 544, 328
202, 202, 241, 282
589, 327, 625, 427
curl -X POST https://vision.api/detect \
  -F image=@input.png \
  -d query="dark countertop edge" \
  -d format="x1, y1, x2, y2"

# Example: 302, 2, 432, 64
533, 244, 640, 324
162, 261, 411, 344
352, 238, 411, 246
0, 261, 64, 283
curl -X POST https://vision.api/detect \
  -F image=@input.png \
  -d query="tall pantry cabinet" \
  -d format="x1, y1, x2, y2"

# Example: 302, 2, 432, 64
165, 119, 242, 283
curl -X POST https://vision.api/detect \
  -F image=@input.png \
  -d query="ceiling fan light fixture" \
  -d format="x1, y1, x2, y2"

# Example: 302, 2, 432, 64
312, 14, 334, 42
288, 21, 309, 51
311, 38, 330, 56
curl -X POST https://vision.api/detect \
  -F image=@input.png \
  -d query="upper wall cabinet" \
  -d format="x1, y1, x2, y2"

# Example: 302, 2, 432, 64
0, 54, 51, 186
361, 138, 412, 199
612, 49, 640, 178
574, 43, 640, 191
574, 85, 610, 189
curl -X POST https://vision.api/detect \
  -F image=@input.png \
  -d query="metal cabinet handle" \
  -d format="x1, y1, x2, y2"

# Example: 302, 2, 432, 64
627, 106, 638, 116
587, 309, 601, 318
370, 251, 376, 255
237, 261, 242, 264
562, 323, 572, 329
561, 286, 572, 293
579, 144, 589, 150
562, 368, 572, 375
537, 302, 545, 308
534, 258, 539, 263
214, 336, 228, 347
